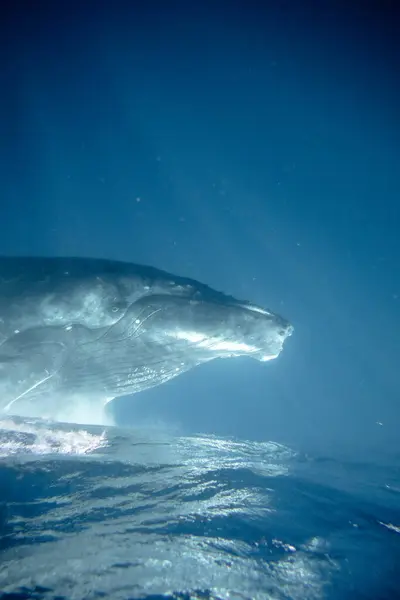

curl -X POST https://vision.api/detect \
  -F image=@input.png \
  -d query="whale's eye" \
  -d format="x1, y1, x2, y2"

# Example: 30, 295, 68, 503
111, 300, 128, 314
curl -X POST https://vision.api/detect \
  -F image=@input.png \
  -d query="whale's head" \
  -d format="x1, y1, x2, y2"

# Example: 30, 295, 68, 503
134, 294, 293, 364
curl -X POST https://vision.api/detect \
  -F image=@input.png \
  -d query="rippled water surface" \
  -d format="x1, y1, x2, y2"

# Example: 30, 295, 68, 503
0, 417, 399, 599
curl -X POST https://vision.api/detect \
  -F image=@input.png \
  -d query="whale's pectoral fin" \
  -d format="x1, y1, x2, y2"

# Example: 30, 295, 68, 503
0, 331, 68, 411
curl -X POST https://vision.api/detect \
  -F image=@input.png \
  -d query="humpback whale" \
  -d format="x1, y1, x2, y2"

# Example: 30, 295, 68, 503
0, 256, 293, 422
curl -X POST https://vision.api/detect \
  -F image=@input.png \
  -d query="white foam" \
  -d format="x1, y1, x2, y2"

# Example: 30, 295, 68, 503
0, 418, 108, 457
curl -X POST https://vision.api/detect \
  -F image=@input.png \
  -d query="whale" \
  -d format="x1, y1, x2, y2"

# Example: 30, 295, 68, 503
0, 256, 293, 422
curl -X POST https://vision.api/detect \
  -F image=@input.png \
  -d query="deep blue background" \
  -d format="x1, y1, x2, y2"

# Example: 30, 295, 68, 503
0, 0, 399, 459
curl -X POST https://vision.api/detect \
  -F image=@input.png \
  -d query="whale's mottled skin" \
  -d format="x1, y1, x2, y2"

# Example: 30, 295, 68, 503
0, 256, 293, 422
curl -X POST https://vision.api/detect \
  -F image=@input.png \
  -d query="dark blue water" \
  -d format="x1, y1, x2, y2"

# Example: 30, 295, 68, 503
1, 1, 399, 597
0, 417, 399, 599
